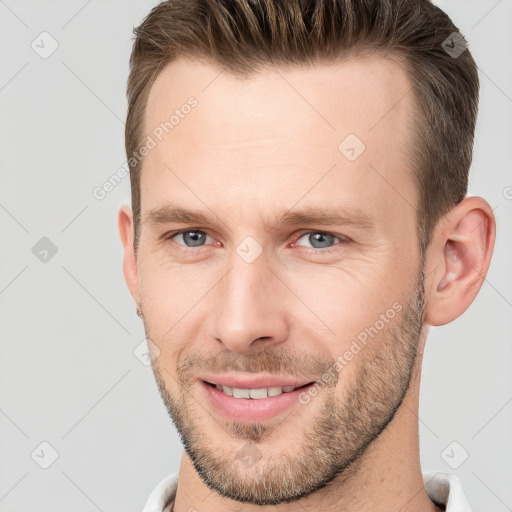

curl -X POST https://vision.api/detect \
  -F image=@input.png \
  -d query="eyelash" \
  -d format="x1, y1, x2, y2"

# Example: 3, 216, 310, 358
164, 229, 349, 255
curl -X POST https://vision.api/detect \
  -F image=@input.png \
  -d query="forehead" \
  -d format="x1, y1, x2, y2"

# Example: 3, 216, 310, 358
141, 54, 417, 230
145, 54, 414, 143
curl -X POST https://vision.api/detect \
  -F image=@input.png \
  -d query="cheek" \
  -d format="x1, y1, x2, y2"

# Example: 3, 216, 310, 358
138, 257, 215, 341
137, 243, 412, 364
287, 263, 399, 342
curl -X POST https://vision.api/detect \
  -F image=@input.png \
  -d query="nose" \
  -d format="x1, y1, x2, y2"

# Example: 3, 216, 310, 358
211, 251, 290, 353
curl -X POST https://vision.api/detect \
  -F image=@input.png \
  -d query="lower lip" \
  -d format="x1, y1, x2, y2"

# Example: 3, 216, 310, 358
200, 380, 315, 423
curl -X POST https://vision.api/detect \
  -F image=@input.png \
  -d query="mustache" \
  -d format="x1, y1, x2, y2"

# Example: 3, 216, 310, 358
176, 347, 334, 382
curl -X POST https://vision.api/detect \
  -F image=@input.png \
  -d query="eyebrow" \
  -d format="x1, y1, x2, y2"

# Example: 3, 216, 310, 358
143, 204, 376, 232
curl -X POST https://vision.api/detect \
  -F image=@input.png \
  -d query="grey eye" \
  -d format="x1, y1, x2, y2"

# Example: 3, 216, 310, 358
296, 232, 339, 249
174, 231, 210, 247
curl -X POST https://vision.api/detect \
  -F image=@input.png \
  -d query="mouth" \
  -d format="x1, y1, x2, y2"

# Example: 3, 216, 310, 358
200, 379, 317, 422
202, 380, 314, 399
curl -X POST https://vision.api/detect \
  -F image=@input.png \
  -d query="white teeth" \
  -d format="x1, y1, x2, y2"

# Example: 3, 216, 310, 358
233, 387, 250, 399
267, 387, 284, 397
214, 384, 301, 399
217, 384, 231, 394
249, 388, 268, 399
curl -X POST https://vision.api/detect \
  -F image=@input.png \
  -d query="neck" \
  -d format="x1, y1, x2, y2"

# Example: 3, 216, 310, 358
173, 343, 442, 512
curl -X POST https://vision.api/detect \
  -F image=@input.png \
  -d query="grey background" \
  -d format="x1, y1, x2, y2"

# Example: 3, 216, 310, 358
0, 0, 510, 510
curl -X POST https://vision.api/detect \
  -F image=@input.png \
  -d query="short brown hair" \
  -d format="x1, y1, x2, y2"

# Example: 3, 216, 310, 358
126, 0, 479, 258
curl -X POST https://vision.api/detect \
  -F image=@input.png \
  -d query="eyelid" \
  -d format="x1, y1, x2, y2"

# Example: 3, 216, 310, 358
165, 229, 215, 250
164, 228, 350, 253
291, 230, 349, 251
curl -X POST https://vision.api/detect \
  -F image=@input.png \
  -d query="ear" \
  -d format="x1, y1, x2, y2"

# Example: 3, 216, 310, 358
118, 204, 140, 305
423, 196, 496, 326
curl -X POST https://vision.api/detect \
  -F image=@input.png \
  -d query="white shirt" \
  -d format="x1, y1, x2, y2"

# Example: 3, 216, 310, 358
142, 471, 472, 512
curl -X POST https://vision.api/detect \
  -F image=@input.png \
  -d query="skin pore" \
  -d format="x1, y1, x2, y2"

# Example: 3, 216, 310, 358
118, 56, 495, 511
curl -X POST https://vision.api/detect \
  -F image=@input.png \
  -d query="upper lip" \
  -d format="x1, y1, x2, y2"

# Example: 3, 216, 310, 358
199, 374, 315, 390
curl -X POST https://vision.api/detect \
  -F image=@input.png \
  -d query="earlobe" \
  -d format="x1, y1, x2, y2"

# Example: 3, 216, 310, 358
424, 197, 496, 326
118, 205, 140, 305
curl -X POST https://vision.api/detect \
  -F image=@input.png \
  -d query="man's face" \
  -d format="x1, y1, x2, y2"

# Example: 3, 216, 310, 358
134, 55, 426, 505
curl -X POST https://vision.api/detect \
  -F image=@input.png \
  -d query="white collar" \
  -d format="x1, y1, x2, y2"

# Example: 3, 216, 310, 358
143, 471, 471, 512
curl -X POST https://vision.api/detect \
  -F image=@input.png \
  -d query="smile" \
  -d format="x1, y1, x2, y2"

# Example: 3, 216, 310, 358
204, 381, 313, 399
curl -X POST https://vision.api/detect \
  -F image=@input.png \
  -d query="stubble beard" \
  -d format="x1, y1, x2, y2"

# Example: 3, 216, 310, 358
145, 269, 426, 506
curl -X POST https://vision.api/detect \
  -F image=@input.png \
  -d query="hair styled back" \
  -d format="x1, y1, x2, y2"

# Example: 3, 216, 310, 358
126, 0, 479, 258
